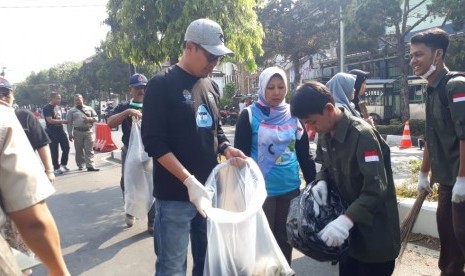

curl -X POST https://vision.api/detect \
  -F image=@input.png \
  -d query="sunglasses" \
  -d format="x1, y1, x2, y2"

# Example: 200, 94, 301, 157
193, 43, 224, 62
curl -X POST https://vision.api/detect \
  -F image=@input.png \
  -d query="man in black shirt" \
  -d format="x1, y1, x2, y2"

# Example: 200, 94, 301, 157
43, 92, 70, 175
141, 18, 247, 276
15, 109, 55, 183
107, 73, 155, 234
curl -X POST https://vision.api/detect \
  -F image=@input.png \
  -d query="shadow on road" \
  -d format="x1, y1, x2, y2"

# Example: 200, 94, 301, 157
34, 185, 153, 275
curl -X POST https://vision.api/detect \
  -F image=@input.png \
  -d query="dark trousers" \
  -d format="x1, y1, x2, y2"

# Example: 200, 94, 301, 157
262, 188, 300, 265
48, 130, 70, 170
121, 145, 155, 227
339, 254, 395, 276
437, 184, 465, 276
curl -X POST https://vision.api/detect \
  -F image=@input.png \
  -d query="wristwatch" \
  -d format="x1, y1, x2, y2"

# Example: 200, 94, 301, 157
219, 142, 231, 155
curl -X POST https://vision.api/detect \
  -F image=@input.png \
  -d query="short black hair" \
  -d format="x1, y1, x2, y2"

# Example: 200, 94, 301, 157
0, 87, 11, 97
290, 81, 334, 118
50, 92, 60, 99
410, 28, 449, 57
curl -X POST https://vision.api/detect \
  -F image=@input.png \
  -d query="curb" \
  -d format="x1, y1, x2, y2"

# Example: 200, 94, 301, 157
398, 198, 438, 238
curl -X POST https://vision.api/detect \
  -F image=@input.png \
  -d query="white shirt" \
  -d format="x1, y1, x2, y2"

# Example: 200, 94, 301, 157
0, 105, 55, 227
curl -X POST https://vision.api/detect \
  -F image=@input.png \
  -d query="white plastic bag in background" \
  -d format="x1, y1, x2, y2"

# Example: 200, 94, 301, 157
124, 121, 155, 219
204, 158, 294, 276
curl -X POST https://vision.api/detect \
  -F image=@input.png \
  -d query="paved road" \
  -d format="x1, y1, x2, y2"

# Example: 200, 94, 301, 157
31, 125, 438, 275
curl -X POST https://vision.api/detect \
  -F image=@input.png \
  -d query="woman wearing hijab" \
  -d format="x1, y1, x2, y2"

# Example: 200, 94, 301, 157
326, 72, 374, 126
349, 69, 370, 113
234, 67, 316, 264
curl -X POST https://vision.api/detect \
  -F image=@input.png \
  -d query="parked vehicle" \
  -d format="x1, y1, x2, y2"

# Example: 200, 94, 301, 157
361, 77, 426, 124
220, 106, 238, 126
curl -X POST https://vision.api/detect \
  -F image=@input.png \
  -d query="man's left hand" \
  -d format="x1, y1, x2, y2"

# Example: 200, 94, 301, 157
224, 146, 247, 167
452, 177, 465, 203
318, 215, 353, 247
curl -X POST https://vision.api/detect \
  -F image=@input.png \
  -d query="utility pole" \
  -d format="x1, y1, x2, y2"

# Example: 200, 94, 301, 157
339, 5, 345, 72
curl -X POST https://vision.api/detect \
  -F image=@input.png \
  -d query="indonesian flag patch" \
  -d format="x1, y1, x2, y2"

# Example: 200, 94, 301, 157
364, 150, 379, 162
452, 92, 465, 103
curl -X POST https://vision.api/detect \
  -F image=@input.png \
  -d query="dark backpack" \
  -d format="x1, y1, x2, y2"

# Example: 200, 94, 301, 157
438, 71, 465, 107
436, 71, 465, 123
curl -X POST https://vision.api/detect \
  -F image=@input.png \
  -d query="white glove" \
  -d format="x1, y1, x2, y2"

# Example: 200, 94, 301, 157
452, 176, 465, 203
311, 180, 328, 206
183, 175, 211, 218
318, 215, 354, 247
417, 171, 432, 194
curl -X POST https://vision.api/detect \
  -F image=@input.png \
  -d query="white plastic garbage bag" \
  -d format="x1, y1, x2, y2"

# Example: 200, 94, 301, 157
124, 121, 155, 218
204, 158, 294, 276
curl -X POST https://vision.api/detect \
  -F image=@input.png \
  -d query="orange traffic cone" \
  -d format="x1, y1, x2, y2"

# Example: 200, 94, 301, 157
399, 121, 413, 149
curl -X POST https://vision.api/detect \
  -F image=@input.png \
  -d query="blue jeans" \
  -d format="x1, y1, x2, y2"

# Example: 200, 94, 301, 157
154, 200, 207, 276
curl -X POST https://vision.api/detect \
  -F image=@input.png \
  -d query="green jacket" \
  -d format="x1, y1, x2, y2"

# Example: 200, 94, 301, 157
425, 68, 465, 186
316, 109, 400, 263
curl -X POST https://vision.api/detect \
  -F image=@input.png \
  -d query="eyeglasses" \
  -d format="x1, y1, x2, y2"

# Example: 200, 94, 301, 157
193, 43, 223, 62
133, 85, 146, 90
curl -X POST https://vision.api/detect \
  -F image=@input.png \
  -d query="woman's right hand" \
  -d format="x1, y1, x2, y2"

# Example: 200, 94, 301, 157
364, 116, 375, 127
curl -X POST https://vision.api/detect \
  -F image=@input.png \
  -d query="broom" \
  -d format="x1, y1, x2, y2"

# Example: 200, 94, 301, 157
358, 101, 376, 128
358, 101, 370, 119
398, 189, 429, 259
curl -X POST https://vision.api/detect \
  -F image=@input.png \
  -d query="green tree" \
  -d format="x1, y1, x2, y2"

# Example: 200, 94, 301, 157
257, 0, 340, 86
104, 0, 264, 71
14, 62, 81, 107
433, 0, 465, 30
349, 0, 453, 122
447, 36, 465, 70
14, 50, 157, 107
220, 82, 237, 108
344, 2, 384, 54
433, 0, 465, 70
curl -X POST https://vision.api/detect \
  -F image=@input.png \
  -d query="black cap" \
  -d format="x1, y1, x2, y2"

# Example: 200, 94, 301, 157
349, 69, 370, 94
129, 74, 148, 87
0, 77, 12, 91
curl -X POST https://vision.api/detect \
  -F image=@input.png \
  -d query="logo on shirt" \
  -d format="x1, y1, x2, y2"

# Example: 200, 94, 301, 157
183, 90, 193, 105
364, 150, 379, 162
196, 104, 213, 128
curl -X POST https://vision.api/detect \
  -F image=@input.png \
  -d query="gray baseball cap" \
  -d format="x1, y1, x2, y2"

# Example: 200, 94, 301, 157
184, 18, 234, 57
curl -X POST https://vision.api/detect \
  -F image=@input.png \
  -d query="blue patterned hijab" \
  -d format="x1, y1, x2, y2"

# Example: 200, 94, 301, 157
251, 67, 291, 124
250, 67, 300, 176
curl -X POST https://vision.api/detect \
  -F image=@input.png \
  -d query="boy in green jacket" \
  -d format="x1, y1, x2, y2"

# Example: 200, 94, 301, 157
290, 81, 400, 276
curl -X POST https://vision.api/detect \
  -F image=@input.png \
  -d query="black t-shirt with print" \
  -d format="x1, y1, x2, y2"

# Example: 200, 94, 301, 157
15, 109, 51, 150
142, 65, 229, 201
42, 103, 65, 135
112, 102, 142, 147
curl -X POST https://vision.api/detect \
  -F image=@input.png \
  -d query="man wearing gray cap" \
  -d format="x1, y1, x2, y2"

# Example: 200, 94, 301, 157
142, 18, 246, 275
